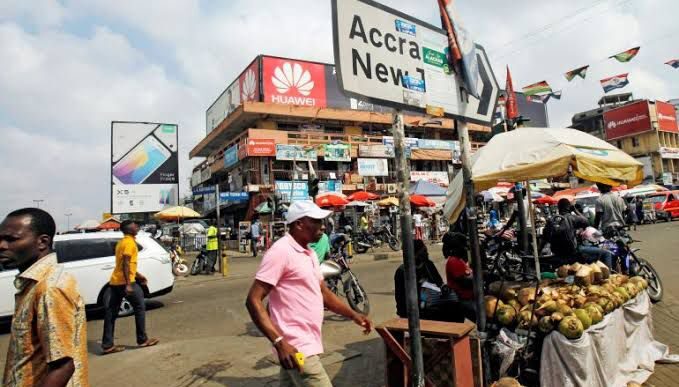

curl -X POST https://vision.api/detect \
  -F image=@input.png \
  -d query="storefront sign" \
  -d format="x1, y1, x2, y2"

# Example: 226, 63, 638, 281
660, 146, 679, 159
410, 171, 450, 187
200, 167, 211, 183
657, 101, 678, 133
224, 144, 239, 168
319, 180, 343, 193
323, 144, 351, 161
275, 144, 318, 161
359, 144, 394, 158
358, 158, 389, 176
219, 192, 249, 202
663, 172, 673, 186
417, 139, 458, 150
247, 138, 276, 157
604, 101, 652, 140
275, 180, 309, 201
262, 57, 328, 108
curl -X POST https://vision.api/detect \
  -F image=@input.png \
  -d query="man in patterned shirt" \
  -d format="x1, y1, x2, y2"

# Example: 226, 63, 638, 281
0, 208, 88, 386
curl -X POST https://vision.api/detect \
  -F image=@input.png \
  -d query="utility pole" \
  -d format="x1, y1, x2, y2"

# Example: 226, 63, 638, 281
64, 213, 72, 232
33, 199, 44, 208
215, 183, 222, 273
392, 111, 425, 387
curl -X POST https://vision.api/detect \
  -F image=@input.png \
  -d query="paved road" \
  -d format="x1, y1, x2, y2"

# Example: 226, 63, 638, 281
0, 223, 678, 386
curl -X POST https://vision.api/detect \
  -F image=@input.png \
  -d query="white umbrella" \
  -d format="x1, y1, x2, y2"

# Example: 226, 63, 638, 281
345, 200, 369, 207
75, 219, 100, 230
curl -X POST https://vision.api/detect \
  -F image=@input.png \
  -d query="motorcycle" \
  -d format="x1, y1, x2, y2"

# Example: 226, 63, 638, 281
373, 224, 400, 251
190, 246, 209, 275
169, 243, 189, 276
352, 224, 400, 254
321, 234, 370, 315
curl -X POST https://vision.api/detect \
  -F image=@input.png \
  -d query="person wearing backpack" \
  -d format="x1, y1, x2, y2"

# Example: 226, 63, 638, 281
542, 198, 613, 268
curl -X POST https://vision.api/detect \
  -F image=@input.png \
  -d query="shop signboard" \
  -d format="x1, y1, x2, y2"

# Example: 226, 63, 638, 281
331, 0, 499, 125
246, 138, 276, 157
275, 180, 309, 201
604, 101, 652, 140
224, 145, 239, 168
191, 170, 201, 187
111, 122, 179, 214
417, 139, 457, 150
219, 191, 249, 202
663, 172, 673, 186
200, 167, 211, 183
358, 158, 389, 176
319, 180, 343, 193
660, 146, 679, 159
323, 143, 351, 161
262, 56, 328, 108
656, 101, 678, 133
275, 144, 318, 161
410, 171, 450, 187
359, 144, 394, 158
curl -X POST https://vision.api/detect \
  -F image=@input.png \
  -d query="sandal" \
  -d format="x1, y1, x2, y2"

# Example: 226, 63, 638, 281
101, 345, 125, 355
138, 338, 160, 347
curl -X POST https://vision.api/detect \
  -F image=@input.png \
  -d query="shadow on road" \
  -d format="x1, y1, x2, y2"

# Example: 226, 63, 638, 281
331, 337, 385, 387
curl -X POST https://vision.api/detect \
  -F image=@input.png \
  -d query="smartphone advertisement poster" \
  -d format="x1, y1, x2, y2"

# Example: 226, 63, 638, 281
111, 121, 179, 214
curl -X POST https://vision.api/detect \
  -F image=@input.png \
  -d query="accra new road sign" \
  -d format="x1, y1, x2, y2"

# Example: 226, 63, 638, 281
331, 0, 499, 125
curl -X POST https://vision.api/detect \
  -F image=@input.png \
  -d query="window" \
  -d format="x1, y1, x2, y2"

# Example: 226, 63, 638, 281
616, 141, 623, 149
632, 137, 640, 147
55, 239, 116, 263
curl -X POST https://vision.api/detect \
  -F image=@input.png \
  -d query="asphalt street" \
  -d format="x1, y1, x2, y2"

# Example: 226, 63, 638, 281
0, 221, 678, 386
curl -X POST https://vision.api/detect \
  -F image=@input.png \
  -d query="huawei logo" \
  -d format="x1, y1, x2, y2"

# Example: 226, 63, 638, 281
241, 69, 257, 101
272, 62, 314, 96
607, 121, 617, 129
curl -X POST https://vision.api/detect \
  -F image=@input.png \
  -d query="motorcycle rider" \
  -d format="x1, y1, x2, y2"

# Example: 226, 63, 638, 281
594, 182, 627, 237
542, 198, 613, 268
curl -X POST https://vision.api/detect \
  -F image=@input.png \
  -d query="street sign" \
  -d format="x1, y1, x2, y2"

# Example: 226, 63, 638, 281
193, 187, 216, 195
331, 0, 499, 125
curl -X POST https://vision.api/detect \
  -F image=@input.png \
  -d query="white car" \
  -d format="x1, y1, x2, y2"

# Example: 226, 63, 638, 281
0, 231, 175, 320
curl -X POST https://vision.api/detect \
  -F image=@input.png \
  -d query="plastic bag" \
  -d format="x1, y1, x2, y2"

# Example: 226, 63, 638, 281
491, 328, 526, 377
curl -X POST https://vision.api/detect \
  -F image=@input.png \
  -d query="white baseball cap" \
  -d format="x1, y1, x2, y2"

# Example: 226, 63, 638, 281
285, 200, 332, 224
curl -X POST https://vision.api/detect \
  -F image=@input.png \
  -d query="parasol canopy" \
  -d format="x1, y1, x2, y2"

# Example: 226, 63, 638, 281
444, 127, 643, 221
409, 179, 447, 196
255, 201, 272, 214
75, 219, 100, 230
315, 193, 349, 208
410, 194, 436, 207
534, 195, 558, 205
154, 206, 201, 221
346, 200, 370, 207
347, 191, 379, 201
377, 197, 400, 207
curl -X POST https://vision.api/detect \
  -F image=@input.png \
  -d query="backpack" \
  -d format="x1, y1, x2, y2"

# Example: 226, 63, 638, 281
548, 214, 578, 255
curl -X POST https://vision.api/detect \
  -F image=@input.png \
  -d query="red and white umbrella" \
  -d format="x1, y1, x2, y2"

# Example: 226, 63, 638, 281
410, 194, 436, 207
348, 191, 379, 201
315, 193, 349, 208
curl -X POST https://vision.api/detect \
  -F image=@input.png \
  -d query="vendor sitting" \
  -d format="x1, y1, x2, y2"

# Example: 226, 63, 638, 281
394, 240, 467, 323
443, 232, 477, 322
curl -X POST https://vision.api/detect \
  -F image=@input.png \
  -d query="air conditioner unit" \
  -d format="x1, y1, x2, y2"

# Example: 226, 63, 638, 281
387, 184, 397, 193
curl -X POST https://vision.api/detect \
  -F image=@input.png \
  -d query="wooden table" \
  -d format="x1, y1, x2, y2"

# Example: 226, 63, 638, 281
376, 318, 477, 387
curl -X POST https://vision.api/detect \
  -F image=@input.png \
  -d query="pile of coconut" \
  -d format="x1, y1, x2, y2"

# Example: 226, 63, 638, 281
486, 261, 649, 339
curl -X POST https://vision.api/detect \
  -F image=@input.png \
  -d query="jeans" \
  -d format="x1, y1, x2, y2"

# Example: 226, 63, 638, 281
205, 250, 217, 272
102, 282, 147, 348
578, 245, 614, 269
251, 237, 259, 257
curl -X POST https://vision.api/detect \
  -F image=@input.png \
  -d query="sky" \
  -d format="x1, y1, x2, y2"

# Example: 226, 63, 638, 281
1, 0, 678, 230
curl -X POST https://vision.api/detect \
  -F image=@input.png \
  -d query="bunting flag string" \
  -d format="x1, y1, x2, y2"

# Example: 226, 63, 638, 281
527, 90, 562, 104
564, 65, 589, 81
609, 46, 641, 63
666, 59, 679, 69
522, 80, 552, 96
600, 73, 630, 93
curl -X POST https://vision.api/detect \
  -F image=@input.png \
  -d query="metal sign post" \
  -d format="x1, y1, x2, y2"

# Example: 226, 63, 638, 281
215, 184, 222, 273
393, 111, 425, 387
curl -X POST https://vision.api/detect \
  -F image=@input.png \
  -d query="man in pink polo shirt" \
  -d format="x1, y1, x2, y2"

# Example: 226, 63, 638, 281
246, 201, 372, 387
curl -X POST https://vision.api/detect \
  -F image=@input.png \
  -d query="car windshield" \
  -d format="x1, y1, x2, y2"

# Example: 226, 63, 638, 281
646, 195, 667, 204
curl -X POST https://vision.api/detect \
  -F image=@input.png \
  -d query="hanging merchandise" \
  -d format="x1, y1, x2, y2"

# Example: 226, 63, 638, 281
600, 73, 630, 93
609, 46, 641, 63
521, 80, 552, 96
564, 65, 589, 81
665, 59, 679, 69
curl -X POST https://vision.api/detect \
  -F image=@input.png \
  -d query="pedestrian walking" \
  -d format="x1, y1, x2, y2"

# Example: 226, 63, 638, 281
413, 211, 424, 240
626, 198, 638, 231
205, 220, 218, 272
246, 201, 372, 387
250, 217, 261, 257
1, 208, 89, 386
101, 220, 159, 354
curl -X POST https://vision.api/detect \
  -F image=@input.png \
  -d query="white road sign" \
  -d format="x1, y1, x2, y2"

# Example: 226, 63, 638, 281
331, 0, 499, 125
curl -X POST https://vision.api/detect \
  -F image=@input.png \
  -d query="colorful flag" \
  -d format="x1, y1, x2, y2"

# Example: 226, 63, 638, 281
522, 80, 552, 96
550, 90, 562, 100
665, 59, 679, 69
505, 66, 519, 119
497, 95, 506, 105
527, 95, 547, 103
564, 65, 589, 81
600, 73, 630, 93
438, 0, 479, 98
609, 46, 640, 63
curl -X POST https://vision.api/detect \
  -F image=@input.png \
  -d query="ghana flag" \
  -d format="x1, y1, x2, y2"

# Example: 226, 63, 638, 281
522, 80, 552, 96
564, 65, 589, 81
665, 59, 679, 69
609, 46, 640, 63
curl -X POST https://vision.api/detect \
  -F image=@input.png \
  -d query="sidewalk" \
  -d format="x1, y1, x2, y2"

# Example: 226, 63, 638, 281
645, 294, 679, 386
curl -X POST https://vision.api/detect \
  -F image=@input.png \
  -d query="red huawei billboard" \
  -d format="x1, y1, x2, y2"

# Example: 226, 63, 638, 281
656, 101, 678, 133
604, 101, 652, 141
262, 57, 327, 108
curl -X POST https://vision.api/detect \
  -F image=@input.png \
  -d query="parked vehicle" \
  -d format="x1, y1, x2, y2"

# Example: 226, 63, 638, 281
0, 231, 175, 320
645, 191, 679, 221
321, 234, 370, 315
352, 224, 400, 254
373, 224, 400, 251
190, 246, 209, 275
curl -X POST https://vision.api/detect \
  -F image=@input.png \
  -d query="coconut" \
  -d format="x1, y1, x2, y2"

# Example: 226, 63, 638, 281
570, 262, 582, 274
574, 308, 592, 330
629, 276, 648, 290
614, 287, 630, 302
596, 297, 614, 314
537, 300, 558, 316
496, 305, 517, 326
573, 294, 588, 309
626, 382, 642, 387
575, 266, 593, 286
491, 377, 522, 387
559, 316, 585, 339
584, 302, 604, 316
586, 285, 603, 296
518, 310, 539, 329
485, 296, 501, 319
551, 312, 564, 324
585, 305, 604, 325
557, 303, 573, 316
518, 287, 537, 306
557, 265, 570, 278
623, 282, 638, 298
610, 293, 624, 308
590, 263, 603, 284
507, 299, 521, 314
539, 316, 555, 333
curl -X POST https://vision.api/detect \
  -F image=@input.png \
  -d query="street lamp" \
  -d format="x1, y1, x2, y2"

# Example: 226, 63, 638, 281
64, 213, 72, 232
32, 199, 44, 208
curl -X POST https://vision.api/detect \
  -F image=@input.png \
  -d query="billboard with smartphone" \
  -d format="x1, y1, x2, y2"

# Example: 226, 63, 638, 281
111, 121, 179, 214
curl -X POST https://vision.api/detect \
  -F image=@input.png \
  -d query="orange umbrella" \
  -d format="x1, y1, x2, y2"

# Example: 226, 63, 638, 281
410, 194, 436, 207
315, 194, 349, 208
348, 191, 379, 201
534, 195, 557, 205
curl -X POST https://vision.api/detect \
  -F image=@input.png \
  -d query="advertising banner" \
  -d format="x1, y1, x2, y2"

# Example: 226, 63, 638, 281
359, 144, 395, 158
239, 59, 260, 104
262, 57, 327, 108
275, 144, 318, 161
111, 122, 179, 214
224, 144, 239, 168
323, 143, 351, 161
246, 138, 276, 157
319, 180, 343, 193
417, 139, 456, 150
663, 172, 673, 186
358, 158, 389, 176
604, 101, 652, 140
275, 180, 309, 201
219, 192, 249, 202
191, 170, 201, 187
656, 101, 679, 133
200, 167, 211, 183
660, 147, 679, 159
410, 171, 450, 187
207, 80, 241, 134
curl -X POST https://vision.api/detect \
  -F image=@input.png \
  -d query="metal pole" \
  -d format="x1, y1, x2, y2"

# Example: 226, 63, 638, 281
393, 111, 424, 387
526, 183, 541, 276
515, 185, 529, 254
215, 184, 222, 273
